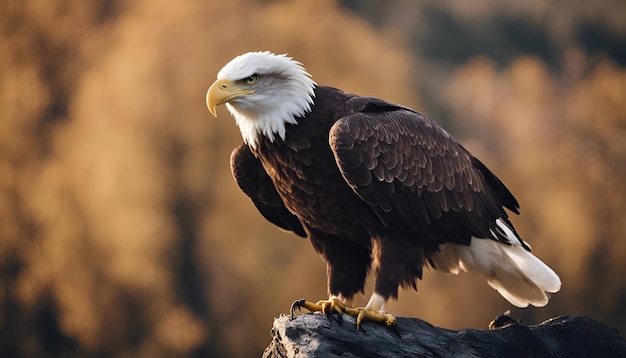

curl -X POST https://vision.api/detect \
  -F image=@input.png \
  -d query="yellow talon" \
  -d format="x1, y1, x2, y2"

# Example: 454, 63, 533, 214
355, 307, 396, 330
317, 297, 346, 315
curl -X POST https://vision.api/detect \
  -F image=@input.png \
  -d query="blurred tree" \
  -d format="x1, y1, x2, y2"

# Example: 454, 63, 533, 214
0, 0, 417, 356
341, 0, 626, 66
0, 1, 124, 356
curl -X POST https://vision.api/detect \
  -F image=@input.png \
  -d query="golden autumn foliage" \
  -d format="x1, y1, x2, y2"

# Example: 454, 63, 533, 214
1, 0, 625, 356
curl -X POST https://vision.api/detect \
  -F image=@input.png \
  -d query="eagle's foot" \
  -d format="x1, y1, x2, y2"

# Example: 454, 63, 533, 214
290, 296, 347, 319
352, 307, 396, 330
290, 297, 396, 331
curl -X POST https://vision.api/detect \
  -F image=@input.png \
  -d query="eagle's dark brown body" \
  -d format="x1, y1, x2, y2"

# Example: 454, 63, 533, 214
230, 86, 521, 300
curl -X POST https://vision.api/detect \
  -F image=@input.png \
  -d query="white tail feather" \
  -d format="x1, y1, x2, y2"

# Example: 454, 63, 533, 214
429, 226, 561, 308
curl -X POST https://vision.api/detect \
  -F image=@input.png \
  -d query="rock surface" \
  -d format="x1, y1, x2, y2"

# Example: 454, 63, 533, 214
263, 312, 626, 357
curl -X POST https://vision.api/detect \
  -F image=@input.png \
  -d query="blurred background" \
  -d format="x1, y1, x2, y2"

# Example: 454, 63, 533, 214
1, 0, 625, 356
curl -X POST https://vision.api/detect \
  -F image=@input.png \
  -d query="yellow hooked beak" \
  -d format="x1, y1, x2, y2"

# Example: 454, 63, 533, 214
206, 79, 255, 117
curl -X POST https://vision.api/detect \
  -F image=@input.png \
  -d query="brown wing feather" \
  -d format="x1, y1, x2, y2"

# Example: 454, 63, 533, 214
329, 98, 519, 246
230, 143, 306, 238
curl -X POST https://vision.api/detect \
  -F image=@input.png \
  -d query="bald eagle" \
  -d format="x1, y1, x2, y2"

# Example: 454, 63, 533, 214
207, 51, 561, 328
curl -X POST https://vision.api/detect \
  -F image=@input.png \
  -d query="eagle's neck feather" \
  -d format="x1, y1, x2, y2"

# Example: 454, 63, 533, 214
227, 87, 315, 149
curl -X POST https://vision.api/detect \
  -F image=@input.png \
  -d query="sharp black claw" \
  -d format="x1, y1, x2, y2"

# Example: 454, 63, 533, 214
488, 310, 519, 330
320, 307, 344, 325
330, 311, 343, 325
290, 299, 306, 318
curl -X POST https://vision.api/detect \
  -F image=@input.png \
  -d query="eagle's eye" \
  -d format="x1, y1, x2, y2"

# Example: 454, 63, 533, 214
242, 74, 259, 85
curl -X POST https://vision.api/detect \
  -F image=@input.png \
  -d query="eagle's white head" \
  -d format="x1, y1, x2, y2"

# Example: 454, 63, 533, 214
206, 51, 316, 149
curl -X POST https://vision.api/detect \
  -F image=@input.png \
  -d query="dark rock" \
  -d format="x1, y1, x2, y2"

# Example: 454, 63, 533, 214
263, 313, 626, 357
